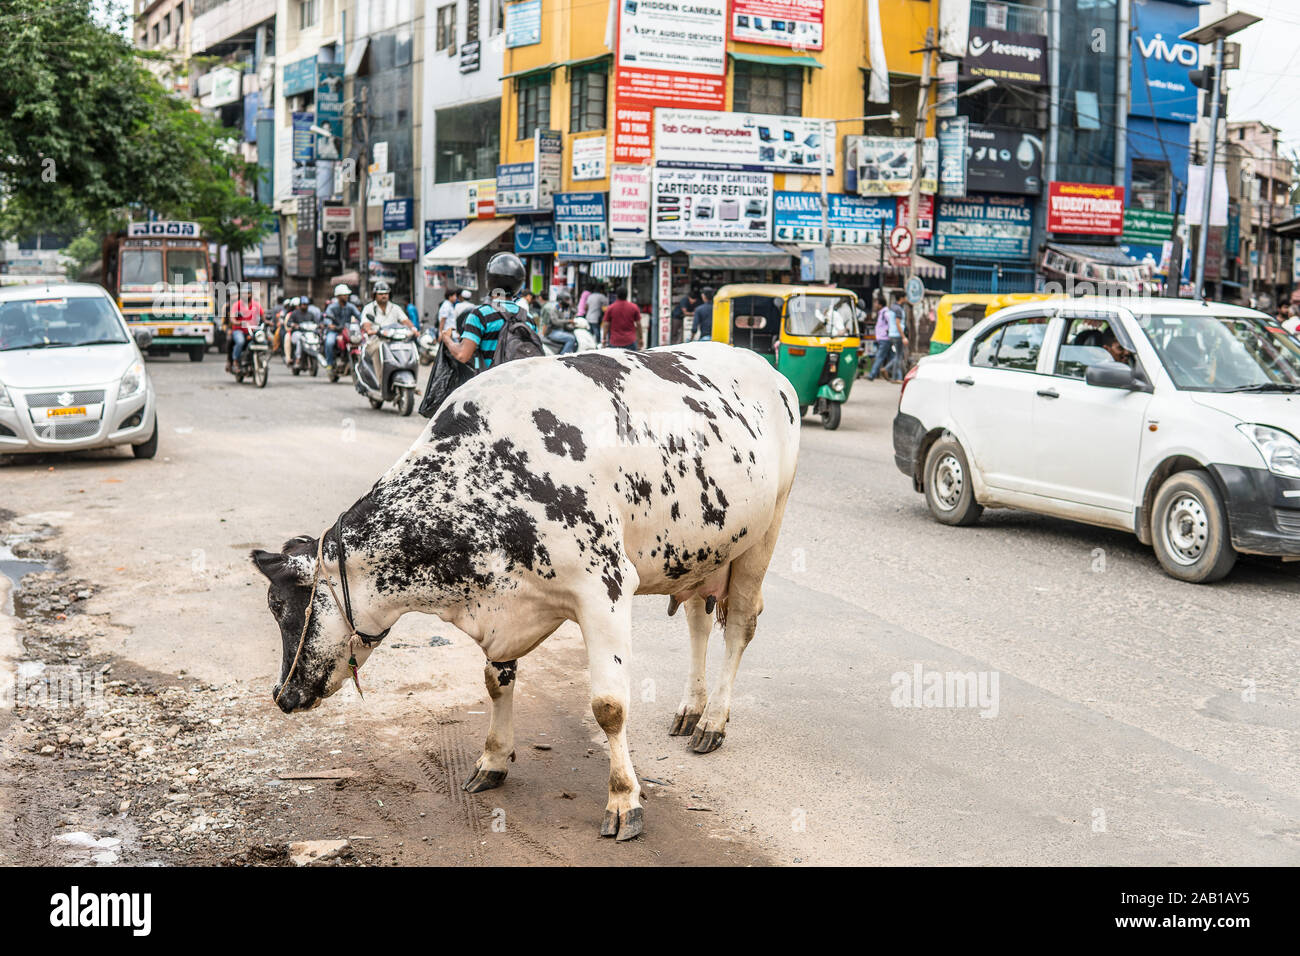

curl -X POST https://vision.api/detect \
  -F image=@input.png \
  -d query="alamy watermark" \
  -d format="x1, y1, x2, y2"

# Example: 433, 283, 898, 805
890, 663, 1000, 718
0, 661, 109, 711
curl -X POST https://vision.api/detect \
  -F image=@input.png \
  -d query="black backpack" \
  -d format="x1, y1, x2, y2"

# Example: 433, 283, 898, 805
493, 301, 546, 366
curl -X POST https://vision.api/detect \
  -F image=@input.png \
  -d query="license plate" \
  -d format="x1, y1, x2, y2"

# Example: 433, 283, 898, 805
46, 406, 87, 419
157, 328, 173, 336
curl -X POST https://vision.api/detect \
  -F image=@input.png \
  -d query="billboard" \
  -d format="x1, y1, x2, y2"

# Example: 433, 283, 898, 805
963, 27, 1047, 85
616, 2, 727, 111
731, 1, 824, 50
506, 0, 542, 48
938, 116, 968, 198
1130, 0, 1200, 124
654, 109, 833, 175
934, 194, 1035, 259
1048, 182, 1125, 235
965, 125, 1044, 195
651, 168, 773, 242
772, 192, 895, 245
854, 136, 939, 196
554, 192, 609, 260
610, 164, 653, 243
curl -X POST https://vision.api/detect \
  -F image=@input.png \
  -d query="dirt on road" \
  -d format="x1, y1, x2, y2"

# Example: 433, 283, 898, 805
0, 506, 769, 866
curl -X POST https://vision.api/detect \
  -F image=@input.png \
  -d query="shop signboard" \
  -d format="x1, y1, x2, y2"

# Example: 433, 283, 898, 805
514, 215, 557, 255
382, 198, 414, 232
572, 135, 607, 181
554, 192, 609, 260
283, 56, 317, 96
963, 27, 1047, 85
506, 0, 542, 48
965, 125, 1043, 195
424, 218, 467, 253
1047, 182, 1125, 235
772, 192, 895, 244
495, 162, 537, 214
610, 164, 653, 242
855, 136, 938, 196
467, 179, 496, 219
316, 62, 344, 160
1130, 0, 1200, 124
731, 1, 824, 50
933, 194, 1034, 260
1122, 208, 1175, 245
651, 168, 774, 242
654, 108, 834, 175
938, 116, 968, 198
323, 205, 356, 234
496, 130, 561, 213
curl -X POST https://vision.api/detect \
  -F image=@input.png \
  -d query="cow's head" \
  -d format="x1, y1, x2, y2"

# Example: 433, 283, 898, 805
252, 536, 369, 713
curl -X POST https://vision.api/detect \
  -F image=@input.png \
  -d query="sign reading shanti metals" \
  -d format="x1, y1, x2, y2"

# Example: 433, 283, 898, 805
934, 195, 1034, 260
652, 168, 773, 242
1047, 181, 1125, 235
732, 1, 824, 50
617, 3, 727, 110
655, 109, 834, 175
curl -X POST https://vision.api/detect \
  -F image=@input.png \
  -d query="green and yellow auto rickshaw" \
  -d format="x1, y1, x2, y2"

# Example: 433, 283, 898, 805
711, 283, 860, 430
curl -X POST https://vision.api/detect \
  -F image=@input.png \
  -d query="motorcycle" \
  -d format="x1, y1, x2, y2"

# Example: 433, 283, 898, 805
328, 321, 360, 383
417, 325, 438, 366
540, 315, 599, 355
292, 321, 326, 377
229, 323, 271, 388
353, 326, 419, 416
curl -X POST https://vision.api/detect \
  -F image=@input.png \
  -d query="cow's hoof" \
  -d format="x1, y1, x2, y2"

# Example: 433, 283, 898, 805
462, 767, 507, 793
668, 711, 701, 736
600, 806, 644, 841
689, 727, 725, 754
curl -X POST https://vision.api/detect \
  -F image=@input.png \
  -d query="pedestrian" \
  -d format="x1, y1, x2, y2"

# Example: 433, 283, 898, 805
584, 283, 609, 341
888, 290, 910, 380
405, 297, 420, 329
691, 287, 715, 341
671, 289, 698, 345
867, 292, 895, 381
437, 288, 459, 336
604, 287, 641, 350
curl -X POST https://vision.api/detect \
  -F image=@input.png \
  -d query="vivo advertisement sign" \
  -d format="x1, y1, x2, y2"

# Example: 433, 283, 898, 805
1130, 0, 1201, 124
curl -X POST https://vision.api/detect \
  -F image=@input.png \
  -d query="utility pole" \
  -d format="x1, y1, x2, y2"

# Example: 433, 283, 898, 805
356, 84, 371, 302
1194, 36, 1224, 300
906, 26, 936, 344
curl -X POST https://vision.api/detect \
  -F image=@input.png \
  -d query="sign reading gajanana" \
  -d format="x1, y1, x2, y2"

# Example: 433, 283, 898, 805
1123, 208, 1175, 245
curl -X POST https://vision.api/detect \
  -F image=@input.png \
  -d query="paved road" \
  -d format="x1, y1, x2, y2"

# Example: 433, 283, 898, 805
4, 352, 1299, 865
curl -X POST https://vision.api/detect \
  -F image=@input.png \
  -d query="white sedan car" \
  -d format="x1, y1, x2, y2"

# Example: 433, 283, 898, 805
894, 297, 1300, 583
0, 283, 158, 458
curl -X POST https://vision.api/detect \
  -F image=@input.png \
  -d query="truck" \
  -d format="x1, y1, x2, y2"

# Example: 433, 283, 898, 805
100, 221, 216, 361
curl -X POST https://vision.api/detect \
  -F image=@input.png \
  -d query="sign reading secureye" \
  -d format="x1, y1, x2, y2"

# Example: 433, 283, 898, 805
964, 27, 1047, 85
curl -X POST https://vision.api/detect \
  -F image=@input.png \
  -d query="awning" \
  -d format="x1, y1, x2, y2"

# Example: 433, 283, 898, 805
344, 37, 369, 78
656, 241, 793, 270
777, 243, 947, 279
1272, 214, 1300, 238
589, 258, 651, 278
728, 52, 823, 70
422, 218, 515, 268
502, 64, 558, 81
329, 270, 360, 288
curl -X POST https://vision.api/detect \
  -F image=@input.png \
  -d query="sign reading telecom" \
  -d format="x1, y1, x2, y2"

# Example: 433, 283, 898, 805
773, 192, 895, 245
934, 195, 1035, 260
732, 0, 824, 50
1129, 0, 1200, 124
655, 109, 833, 175
652, 169, 773, 242
554, 193, 609, 260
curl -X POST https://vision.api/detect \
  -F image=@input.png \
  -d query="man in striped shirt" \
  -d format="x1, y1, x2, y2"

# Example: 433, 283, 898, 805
438, 253, 535, 371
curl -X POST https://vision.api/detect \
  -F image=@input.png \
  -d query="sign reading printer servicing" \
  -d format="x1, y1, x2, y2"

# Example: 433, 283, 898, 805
934, 195, 1034, 259
617, 1, 727, 111
655, 109, 834, 175
652, 169, 773, 241
773, 193, 895, 244
554, 193, 608, 259
732, 1, 824, 50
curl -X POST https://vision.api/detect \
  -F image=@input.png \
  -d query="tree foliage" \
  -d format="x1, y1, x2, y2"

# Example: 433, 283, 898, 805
0, 0, 269, 251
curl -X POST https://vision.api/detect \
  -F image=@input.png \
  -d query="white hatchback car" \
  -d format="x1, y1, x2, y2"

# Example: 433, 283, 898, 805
894, 297, 1300, 582
0, 283, 158, 458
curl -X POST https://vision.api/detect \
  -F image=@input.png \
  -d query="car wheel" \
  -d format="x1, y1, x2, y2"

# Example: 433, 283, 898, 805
924, 436, 983, 526
132, 416, 159, 459
188, 347, 205, 362
1151, 470, 1236, 583
820, 402, 842, 430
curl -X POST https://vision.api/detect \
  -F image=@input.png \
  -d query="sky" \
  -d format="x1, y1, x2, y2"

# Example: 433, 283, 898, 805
1202, 0, 1300, 155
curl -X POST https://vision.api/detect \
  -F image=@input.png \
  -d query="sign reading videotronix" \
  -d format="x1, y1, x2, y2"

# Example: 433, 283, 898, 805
732, 1, 824, 50
655, 109, 834, 175
652, 168, 774, 242
964, 27, 1047, 85
1047, 181, 1125, 235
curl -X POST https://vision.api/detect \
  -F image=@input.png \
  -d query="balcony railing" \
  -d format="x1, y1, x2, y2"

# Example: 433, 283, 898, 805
971, 0, 1048, 36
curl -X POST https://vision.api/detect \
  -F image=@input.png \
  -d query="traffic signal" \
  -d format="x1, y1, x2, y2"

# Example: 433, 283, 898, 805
1189, 65, 1227, 117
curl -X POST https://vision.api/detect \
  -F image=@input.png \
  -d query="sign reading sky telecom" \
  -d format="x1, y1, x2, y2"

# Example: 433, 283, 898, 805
773, 192, 895, 245
554, 192, 609, 260
655, 109, 833, 175
731, 1, 824, 50
934, 195, 1035, 260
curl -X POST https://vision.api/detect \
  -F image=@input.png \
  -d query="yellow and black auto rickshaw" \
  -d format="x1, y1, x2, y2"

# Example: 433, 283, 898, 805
930, 293, 1062, 353
710, 283, 860, 430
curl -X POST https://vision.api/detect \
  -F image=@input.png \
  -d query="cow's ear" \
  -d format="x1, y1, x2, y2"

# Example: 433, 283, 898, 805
251, 549, 289, 581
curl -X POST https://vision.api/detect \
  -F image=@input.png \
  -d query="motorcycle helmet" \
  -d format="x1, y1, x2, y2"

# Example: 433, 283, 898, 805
373, 281, 391, 295
485, 252, 525, 296
334, 283, 352, 297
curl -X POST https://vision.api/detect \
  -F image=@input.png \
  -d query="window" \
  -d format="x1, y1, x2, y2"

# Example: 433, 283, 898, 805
435, 99, 502, 183
436, 4, 457, 54
1055, 318, 1121, 379
516, 72, 552, 140
569, 62, 608, 132
489, 0, 505, 36
1132, 160, 1171, 212
733, 61, 802, 116
971, 317, 1047, 370
162, 13, 170, 34
299, 0, 318, 30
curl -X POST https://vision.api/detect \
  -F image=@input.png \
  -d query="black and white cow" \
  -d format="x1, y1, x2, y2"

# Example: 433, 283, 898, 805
252, 342, 800, 841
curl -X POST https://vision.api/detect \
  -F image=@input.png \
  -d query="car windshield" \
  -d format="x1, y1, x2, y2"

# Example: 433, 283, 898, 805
785, 294, 858, 338
0, 296, 128, 351
1135, 312, 1300, 391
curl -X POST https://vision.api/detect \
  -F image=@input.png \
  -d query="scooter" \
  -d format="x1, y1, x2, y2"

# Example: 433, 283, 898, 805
292, 321, 326, 377
229, 323, 272, 388
328, 321, 360, 383
417, 325, 438, 365
353, 327, 419, 416
540, 316, 599, 355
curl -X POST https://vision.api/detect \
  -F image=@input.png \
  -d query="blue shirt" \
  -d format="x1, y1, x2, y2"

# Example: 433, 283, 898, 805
692, 301, 714, 340
461, 299, 536, 369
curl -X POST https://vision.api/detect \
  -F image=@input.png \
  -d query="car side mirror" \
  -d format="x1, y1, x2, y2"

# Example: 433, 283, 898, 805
134, 329, 153, 350
1085, 360, 1136, 390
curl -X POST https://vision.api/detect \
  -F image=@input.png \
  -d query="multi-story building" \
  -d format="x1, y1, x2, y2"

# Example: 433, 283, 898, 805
1222, 121, 1295, 308
135, 0, 192, 93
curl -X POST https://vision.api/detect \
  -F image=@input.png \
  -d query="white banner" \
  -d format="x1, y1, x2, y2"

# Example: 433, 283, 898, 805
651, 168, 773, 242
938, 0, 973, 58
655, 108, 834, 175
1186, 164, 1229, 228
866, 0, 890, 103
856, 137, 939, 196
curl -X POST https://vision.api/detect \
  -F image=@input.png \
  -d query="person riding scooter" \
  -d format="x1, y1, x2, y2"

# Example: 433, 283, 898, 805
324, 283, 361, 370
286, 297, 322, 368
438, 253, 534, 371
540, 291, 578, 354
226, 286, 265, 374
361, 281, 417, 383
